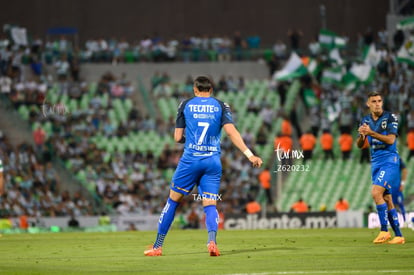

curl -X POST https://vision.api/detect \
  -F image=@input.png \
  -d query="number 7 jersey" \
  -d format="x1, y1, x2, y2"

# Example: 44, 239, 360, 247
176, 96, 233, 158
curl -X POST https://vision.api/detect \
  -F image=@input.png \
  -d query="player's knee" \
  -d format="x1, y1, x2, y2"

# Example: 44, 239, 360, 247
371, 188, 383, 203
202, 199, 217, 207
169, 189, 184, 202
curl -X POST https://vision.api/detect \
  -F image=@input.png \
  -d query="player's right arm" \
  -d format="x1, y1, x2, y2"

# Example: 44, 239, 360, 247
357, 119, 367, 148
223, 123, 263, 167
174, 99, 188, 143
356, 133, 366, 148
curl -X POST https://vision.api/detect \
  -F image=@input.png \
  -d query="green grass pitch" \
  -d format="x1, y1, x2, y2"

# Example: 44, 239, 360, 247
0, 228, 414, 275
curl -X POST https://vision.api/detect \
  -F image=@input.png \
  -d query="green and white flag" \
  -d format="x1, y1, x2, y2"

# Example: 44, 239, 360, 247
329, 48, 344, 65
397, 16, 414, 30
397, 40, 414, 67
319, 29, 347, 49
321, 66, 345, 85
303, 88, 319, 107
319, 29, 336, 48
334, 36, 346, 48
307, 58, 321, 77
363, 44, 380, 67
350, 63, 375, 84
273, 52, 308, 81
10, 27, 28, 46
342, 71, 359, 91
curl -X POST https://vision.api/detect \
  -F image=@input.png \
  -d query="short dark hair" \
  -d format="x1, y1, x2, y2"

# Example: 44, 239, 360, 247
367, 91, 382, 99
194, 76, 212, 92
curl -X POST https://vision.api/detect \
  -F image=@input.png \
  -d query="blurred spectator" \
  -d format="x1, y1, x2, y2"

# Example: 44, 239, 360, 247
181, 35, 192, 62
19, 213, 29, 230
127, 223, 137, 231
393, 29, 405, 51
54, 54, 70, 80
273, 40, 287, 60
68, 212, 80, 228
338, 132, 353, 160
246, 35, 260, 49
407, 128, 414, 162
338, 107, 353, 134
242, 129, 255, 148
246, 195, 261, 214
320, 129, 334, 160
308, 38, 321, 57
299, 130, 316, 163
274, 132, 293, 154
290, 198, 308, 213
246, 96, 260, 114
186, 204, 200, 229
335, 197, 349, 212
280, 113, 293, 137
33, 125, 46, 152
233, 31, 246, 61
287, 29, 303, 52
267, 55, 278, 77
277, 81, 289, 107
259, 104, 275, 130
256, 125, 268, 146
98, 212, 111, 225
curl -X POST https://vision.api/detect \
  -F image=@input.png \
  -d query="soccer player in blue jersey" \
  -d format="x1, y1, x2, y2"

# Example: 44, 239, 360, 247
357, 91, 405, 244
144, 76, 263, 256
392, 158, 407, 223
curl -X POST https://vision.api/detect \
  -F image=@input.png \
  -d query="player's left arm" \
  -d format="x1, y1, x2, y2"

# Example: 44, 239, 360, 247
364, 128, 396, 145
223, 123, 263, 167
174, 128, 185, 143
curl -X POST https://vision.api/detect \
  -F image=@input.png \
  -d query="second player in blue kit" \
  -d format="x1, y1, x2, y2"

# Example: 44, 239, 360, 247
357, 91, 405, 244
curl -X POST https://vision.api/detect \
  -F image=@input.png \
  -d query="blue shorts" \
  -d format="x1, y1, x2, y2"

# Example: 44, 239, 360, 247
371, 162, 400, 196
171, 155, 222, 200
392, 188, 404, 206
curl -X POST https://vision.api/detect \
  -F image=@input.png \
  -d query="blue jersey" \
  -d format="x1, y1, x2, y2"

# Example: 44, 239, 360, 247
176, 96, 233, 159
359, 111, 399, 166
391, 158, 405, 206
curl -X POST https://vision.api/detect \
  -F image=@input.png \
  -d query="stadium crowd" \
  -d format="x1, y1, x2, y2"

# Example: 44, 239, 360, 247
0, 31, 264, 66
0, 132, 93, 218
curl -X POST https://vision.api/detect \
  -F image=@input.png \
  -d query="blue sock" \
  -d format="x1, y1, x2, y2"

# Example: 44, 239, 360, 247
153, 198, 179, 248
399, 204, 407, 222
376, 203, 388, 232
204, 205, 218, 243
388, 208, 402, 237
